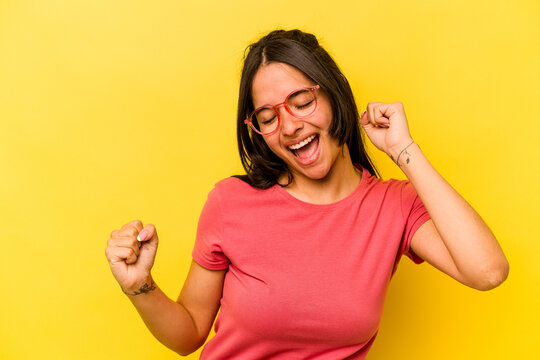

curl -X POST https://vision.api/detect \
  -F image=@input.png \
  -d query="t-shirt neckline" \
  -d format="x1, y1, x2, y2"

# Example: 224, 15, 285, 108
272, 163, 369, 209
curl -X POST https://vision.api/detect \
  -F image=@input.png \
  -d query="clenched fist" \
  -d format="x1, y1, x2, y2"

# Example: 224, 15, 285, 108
105, 220, 159, 295
360, 102, 414, 162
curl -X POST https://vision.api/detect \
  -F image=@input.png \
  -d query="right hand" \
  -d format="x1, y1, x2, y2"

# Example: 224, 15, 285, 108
105, 220, 159, 293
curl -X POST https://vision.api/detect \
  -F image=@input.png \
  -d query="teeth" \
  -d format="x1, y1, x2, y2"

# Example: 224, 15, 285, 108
288, 134, 316, 150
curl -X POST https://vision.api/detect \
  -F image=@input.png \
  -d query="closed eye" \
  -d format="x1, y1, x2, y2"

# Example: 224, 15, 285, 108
295, 100, 314, 109
262, 116, 276, 125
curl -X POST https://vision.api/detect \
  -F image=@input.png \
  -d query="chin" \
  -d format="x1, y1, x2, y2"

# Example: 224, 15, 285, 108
294, 163, 331, 181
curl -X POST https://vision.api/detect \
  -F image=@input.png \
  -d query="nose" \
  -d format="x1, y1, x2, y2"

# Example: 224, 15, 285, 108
278, 107, 303, 137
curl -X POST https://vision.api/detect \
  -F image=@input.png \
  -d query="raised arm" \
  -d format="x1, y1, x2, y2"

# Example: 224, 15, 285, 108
360, 103, 509, 290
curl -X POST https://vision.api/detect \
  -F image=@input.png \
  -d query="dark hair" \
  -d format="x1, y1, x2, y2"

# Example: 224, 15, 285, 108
232, 29, 379, 188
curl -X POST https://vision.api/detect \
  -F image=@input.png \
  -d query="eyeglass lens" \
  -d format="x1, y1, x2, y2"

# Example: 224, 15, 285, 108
252, 89, 316, 135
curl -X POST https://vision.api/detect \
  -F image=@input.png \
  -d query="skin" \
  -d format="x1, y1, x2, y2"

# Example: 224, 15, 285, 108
251, 62, 362, 204
104, 59, 510, 356
251, 61, 510, 290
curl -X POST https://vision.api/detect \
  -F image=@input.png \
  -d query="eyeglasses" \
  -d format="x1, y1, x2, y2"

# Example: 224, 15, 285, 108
244, 85, 321, 136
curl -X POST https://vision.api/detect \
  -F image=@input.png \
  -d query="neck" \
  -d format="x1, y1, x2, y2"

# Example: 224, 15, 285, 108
279, 144, 362, 205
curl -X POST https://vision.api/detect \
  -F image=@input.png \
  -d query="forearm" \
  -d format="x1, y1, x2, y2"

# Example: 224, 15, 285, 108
390, 141, 509, 283
124, 275, 202, 356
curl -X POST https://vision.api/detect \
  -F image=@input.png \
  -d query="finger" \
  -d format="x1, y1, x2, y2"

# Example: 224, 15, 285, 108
106, 246, 129, 266
107, 236, 141, 257
105, 246, 120, 264
375, 103, 394, 123
374, 103, 392, 124
360, 110, 369, 126
361, 108, 383, 134
137, 224, 156, 242
376, 116, 390, 127
125, 251, 138, 264
119, 223, 144, 239
110, 229, 142, 253
367, 103, 380, 127
368, 102, 392, 127
376, 115, 390, 125
121, 220, 144, 233
108, 246, 138, 265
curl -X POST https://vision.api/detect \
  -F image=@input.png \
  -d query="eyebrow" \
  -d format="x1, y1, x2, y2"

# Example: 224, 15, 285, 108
253, 85, 313, 109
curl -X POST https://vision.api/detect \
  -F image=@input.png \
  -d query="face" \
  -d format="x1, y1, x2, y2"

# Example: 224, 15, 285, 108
251, 62, 345, 184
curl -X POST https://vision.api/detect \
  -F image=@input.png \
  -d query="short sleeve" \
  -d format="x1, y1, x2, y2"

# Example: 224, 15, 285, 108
399, 181, 431, 264
191, 185, 230, 270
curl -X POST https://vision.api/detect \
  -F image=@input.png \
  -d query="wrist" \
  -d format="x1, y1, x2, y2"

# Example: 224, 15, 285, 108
388, 139, 415, 165
121, 274, 156, 297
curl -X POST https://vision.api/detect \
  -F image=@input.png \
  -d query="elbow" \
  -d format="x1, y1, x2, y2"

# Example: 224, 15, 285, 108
171, 344, 194, 357
174, 341, 204, 357
177, 352, 195, 357
475, 260, 510, 291
175, 347, 193, 357
174, 336, 207, 357
175, 346, 199, 357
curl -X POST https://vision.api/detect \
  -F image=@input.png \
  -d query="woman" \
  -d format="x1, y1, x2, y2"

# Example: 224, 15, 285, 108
105, 29, 509, 359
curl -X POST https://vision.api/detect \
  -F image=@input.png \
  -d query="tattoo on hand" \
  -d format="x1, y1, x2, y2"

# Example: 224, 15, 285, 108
123, 281, 156, 296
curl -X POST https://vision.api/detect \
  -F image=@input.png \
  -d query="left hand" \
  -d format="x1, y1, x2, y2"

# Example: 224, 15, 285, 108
359, 102, 414, 161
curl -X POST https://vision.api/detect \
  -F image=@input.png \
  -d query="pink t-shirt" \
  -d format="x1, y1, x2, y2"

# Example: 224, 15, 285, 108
191, 164, 430, 359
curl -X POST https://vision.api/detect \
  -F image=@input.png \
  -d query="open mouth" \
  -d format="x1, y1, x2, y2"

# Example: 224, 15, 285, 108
288, 134, 320, 161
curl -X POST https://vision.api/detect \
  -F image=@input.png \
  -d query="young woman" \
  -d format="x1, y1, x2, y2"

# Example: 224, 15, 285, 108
105, 29, 509, 359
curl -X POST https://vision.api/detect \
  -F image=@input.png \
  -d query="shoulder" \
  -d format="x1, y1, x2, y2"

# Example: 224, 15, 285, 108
363, 169, 422, 214
358, 169, 421, 225
210, 176, 270, 199
214, 176, 259, 191
361, 167, 409, 196
204, 176, 276, 218
357, 167, 419, 213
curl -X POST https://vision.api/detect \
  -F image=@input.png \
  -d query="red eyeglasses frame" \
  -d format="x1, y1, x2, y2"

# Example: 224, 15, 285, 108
244, 85, 321, 136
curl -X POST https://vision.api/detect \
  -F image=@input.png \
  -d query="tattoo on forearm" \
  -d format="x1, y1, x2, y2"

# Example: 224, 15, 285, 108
397, 148, 412, 167
123, 280, 156, 296
395, 141, 416, 167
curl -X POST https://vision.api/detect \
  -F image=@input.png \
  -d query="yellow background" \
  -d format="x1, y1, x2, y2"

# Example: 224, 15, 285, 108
1, 0, 538, 359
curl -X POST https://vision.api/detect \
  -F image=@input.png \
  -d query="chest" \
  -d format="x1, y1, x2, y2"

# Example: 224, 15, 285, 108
218, 207, 404, 345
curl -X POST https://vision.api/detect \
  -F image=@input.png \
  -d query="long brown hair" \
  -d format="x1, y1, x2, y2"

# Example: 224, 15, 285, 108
232, 29, 379, 188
